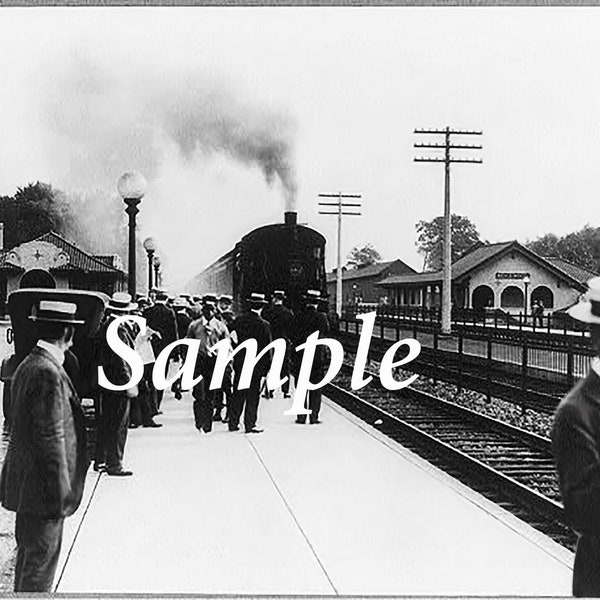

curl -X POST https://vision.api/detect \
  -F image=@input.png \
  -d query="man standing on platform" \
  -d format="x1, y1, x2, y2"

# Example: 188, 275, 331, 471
217, 294, 236, 329
95, 293, 138, 476
0, 299, 88, 592
172, 297, 193, 400
186, 295, 229, 433
215, 294, 235, 421
143, 289, 178, 410
552, 276, 600, 597
263, 290, 294, 398
292, 290, 330, 425
228, 292, 272, 434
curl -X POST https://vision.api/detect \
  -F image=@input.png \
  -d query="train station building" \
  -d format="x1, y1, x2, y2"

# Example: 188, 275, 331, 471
376, 241, 596, 313
326, 259, 416, 305
0, 230, 126, 309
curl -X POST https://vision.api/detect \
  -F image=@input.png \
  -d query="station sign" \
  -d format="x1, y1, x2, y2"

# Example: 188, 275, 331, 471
495, 272, 530, 280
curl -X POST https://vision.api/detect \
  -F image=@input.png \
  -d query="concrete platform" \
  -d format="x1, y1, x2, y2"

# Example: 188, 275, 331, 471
54, 390, 573, 595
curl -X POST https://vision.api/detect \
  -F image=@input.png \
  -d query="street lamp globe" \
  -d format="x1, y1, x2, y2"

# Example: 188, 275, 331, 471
143, 237, 156, 252
117, 171, 147, 200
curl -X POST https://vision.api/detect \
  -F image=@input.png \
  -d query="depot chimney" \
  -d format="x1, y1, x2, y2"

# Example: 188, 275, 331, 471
284, 211, 297, 226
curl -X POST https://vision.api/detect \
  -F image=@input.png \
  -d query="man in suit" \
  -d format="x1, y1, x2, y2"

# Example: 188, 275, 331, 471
172, 297, 193, 400
217, 295, 236, 329
95, 293, 138, 476
143, 290, 178, 409
0, 299, 88, 592
292, 290, 330, 425
552, 276, 600, 597
186, 296, 229, 433
263, 290, 294, 398
229, 292, 272, 433
215, 295, 235, 421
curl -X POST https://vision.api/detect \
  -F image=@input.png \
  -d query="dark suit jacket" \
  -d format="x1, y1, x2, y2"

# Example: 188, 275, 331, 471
552, 369, 600, 534
0, 346, 88, 518
175, 310, 193, 340
291, 307, 330, 375
230, 311, 272, 378
144, 303, 178, 354
97, 316, 135, 389
264, 304, 294, 343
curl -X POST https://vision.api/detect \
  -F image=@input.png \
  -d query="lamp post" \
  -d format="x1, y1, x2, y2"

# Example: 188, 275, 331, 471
143, 237, 156, 294
118, 171, 147, 297
153, 255, 161, 290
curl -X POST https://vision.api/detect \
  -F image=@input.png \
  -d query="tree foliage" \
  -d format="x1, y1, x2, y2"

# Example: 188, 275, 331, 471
346, 243, 382, 269
0, 182, 151, 291
0, 182, 78, 248
416, 214, 481, 272
527, 225, 600, 274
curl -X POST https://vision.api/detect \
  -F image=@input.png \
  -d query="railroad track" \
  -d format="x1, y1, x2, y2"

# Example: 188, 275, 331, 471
338, 332, 564, 414
326, 364, 576, 550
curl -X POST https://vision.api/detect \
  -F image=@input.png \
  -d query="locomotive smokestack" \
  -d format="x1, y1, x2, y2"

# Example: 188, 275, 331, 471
284, 211, 297, 226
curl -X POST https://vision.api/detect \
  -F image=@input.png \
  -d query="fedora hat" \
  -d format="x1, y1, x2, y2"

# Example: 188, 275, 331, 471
107, 292, 138, 313
247, 292, 268, 305
569, 277, 600, 324
153, 289, 169, 302
29, 300, 85, 325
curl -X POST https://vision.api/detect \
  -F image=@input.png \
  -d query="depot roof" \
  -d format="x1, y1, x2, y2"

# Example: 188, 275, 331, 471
377, 241, 593, 291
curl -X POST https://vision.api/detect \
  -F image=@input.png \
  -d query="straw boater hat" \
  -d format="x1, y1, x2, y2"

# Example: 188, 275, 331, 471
29, 300, 85, 325
303, 289, 323, 303
272, 290, 286, 300
247, 292, 268, 306
569, 277, 600, 324
202, 294, 218, 306
107, 292, 138, 313
172, 296, 189, 309
218, 294, 233, 303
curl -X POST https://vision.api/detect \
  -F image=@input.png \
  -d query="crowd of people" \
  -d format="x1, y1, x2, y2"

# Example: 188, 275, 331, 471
0, 285, 333, 591
7, 275, 600, 596
91, 287, 333, 476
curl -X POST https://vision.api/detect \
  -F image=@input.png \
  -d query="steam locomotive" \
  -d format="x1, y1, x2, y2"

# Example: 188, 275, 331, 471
187, 211, 327, 311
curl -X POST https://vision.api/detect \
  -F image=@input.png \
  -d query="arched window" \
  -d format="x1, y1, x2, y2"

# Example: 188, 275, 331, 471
500, 285, 524, 309
19, 269, 56, 289
531, 285, 554, 309
472, 285, 494, 310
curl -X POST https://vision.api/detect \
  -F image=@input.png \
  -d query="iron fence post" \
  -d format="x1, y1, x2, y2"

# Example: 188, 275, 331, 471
457, 332, 463, 393
567, 341, 574, 389
521, 343, 528, 413
486, 338, 492, 403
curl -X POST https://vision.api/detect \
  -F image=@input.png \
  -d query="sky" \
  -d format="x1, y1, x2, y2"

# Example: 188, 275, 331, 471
0, 7, 599, 288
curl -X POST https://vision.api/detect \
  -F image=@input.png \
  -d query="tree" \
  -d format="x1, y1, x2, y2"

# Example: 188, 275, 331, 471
0, 182, 154, 291
0, 182, 78, 248
346, 243, 382, 269
416, 214, 481, 272
527, 225, 600, 274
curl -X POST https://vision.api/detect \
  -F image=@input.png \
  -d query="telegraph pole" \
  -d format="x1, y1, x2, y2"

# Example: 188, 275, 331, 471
318, 193, 362, 317
414, 127, 482, 335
